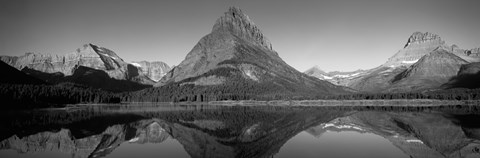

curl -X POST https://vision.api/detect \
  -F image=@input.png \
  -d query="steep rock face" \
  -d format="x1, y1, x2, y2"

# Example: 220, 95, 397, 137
20, 66, 151, 92
388, 49, 468, 92
155, 7, 349, 96
383, 32, 479, 67
1, 44, 154, 87
384, 32, 445, 67
0, 44, 123, 76
131, 61, 171, 82
212, 7, 273, 51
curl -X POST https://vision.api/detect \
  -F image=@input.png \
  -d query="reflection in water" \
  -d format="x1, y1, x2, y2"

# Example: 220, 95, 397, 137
277, 131, 407, 158
0, 105, 479, 158
107, 137, 189, 158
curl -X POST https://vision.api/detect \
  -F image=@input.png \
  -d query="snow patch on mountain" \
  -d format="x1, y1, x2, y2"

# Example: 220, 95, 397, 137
244, 70, 259, 81
131, 63, 142, 67
406, 139, 424, 144
401, 59, 419, 64
333, 73, 361, 78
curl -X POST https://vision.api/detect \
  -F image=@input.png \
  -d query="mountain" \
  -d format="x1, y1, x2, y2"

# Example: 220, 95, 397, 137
385, 32, 479, 67
310, 32, 480, 93
387, 49, 468, 92
304, 66, 366, 85
442, 62, 480, 89
148, 7, 349, 100
1, 44, 156, 91
130, 61, 171, 82
0, 60, 44, 85
465, 47, 480, 57
303, 66, 328, 80
384, 32, 445, 67
348, 49, 469, 93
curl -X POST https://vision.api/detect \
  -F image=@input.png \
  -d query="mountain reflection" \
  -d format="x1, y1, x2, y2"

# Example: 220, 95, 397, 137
1, 105, 480, 158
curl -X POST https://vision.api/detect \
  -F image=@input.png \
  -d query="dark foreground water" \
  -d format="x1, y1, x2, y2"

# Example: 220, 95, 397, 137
1, 104, 480, 158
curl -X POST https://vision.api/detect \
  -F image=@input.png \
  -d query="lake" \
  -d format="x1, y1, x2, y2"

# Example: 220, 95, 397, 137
1, 104, 479, 158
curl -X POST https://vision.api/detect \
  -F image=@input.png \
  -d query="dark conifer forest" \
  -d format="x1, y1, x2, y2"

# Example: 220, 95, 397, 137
0, 83, 120, 109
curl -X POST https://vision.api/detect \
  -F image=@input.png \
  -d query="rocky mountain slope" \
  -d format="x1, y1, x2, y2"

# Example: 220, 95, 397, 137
307, 32, 480, 93
384, 32, 446, 67
1, 44, 158, 91
385, 32, 479, 67
442, 62, 480, 89
387, 49, 468, 92
152, 7, 350, 98
131, 61, 171, 82
304, 66, 366, 85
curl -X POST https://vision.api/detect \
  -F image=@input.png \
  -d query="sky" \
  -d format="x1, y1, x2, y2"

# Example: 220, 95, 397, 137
1, 0, 480, 72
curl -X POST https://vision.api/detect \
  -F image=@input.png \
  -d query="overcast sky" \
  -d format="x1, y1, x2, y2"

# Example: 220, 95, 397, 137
1, 0, 480, 72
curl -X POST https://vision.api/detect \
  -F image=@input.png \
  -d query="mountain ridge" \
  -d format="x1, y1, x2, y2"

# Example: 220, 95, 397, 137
306, 31, 480, 93
0, 43, 164, 91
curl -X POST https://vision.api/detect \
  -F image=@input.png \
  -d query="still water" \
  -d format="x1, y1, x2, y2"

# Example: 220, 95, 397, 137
1, 104, 479, 158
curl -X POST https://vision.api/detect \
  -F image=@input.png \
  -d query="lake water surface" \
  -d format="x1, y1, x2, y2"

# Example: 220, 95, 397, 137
1, 104, 479, 158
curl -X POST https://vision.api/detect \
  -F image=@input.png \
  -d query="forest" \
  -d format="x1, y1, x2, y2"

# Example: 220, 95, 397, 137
121, 83, 480, 102
3, 79, 480, 109
0, 83, 120, 109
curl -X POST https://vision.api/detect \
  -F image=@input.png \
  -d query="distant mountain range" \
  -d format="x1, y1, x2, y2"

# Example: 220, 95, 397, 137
1, 44, 170, 92
305, 32, 480, 93
1, 7, 480, 102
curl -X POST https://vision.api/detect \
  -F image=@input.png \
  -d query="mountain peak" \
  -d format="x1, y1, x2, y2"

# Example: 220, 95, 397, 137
226, 6, 250, 21
308, 65, 326, 73
385, 32, 446, 67
404, 32, 443, 48
212, 7, 273, 50
389, 48, 468, 91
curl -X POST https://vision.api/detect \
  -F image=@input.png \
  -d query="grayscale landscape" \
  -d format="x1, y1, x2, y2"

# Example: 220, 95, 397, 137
1, 0, 479, 158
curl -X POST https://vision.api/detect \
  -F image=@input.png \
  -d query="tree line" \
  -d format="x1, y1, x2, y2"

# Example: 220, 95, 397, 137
3, 77, 480, 109
0, 83, 120, 109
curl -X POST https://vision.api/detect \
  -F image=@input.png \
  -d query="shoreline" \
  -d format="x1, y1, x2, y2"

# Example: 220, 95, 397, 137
55, 99, 480, 109
207, 99, 480, 106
